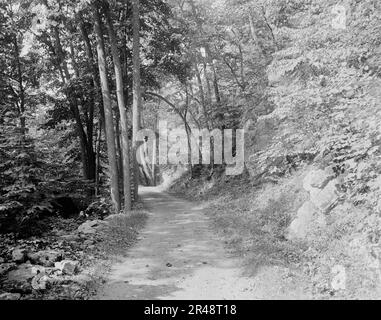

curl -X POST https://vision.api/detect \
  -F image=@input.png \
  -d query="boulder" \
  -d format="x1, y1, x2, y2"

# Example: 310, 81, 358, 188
31, 265, 46, 275
12, 248, 27, 263
26, 252, 39, 264
54, 260, 79, 275
28, 250, 62, 267
303, 168, 334, 192
331, 265, 346, 291
288, 201, 317, 239
0, 263, 16, 276
31, 273, 50, 291
83, 239, 95, 246
309, 180, 339, 212
78, 220, 103, 234
0, 293, 21, 300
287, 201, 326, 240
60, 233, 80, 242
4, 263, 35, 293
6, 263, 35, 283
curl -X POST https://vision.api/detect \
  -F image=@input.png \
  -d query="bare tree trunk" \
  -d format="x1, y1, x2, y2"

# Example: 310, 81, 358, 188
140, 140, 153, 186
144, 91, 198, 173
132, 0, 141, 201
203, 60, 212, 104
248, 12, 260, 46
95, 118, 102, 196
13, 36, 26, 140
152, 113, 158, 186
79, 19, 105, 133
104, 4, 132, 211
204, 46, 221, 104
194, 61, 210, 130
115, 114, 123, 185
93, 3, 121, 213
53, 27, 96, 180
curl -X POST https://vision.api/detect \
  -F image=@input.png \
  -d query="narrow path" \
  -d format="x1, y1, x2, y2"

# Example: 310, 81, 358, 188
96, 187, 308, 300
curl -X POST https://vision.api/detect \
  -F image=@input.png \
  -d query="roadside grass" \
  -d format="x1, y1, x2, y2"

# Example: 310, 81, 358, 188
206, 188, 306, 276
99, 210, 148, 257
169, 171, 307, 276
84, 208, 149, 299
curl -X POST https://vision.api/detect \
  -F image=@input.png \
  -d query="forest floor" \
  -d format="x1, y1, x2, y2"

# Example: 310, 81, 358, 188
0, 202, 147, 300
95, 186, 311, 300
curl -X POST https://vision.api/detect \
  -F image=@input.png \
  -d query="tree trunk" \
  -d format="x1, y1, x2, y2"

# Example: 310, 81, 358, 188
95, 118, 102, 196
115, 114, 123, 185
13, 36, 26, 140
194, 61, 209, 130
205, 46, 221, 104
93, 3, 121, 213
53, 26, 96, 181
132, 0, 141, 201
79, 19, 106, 133
104, 3, 132, 211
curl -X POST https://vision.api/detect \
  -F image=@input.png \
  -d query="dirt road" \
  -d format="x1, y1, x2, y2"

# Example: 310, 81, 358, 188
96, 186, 309, 300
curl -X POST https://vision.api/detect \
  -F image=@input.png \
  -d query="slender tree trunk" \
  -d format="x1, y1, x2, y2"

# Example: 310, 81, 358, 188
104, 4, 132, 211
140, 140, 153, 185
205, 46, 221, 104
53, 26, 96, 180
95, 118, 102, 196
13, 36, 26, 140
194, 61, 209, 129
79, 19, 106, 133
152, 114, 158, 186
203, 60, 212, 104
115, 114, 123, 185
93, 3, 121, 213
132, 0, 141, 201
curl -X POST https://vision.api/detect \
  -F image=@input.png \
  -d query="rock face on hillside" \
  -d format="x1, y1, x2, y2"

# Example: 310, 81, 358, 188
287, 167, 338, 240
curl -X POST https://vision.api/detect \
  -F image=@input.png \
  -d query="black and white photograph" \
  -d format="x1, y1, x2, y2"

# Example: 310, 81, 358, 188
0, 0, 381, 305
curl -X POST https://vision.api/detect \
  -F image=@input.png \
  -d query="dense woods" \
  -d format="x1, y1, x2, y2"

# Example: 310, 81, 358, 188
0, 0, 381, 300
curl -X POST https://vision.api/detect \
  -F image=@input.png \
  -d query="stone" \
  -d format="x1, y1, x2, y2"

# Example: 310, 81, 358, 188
54, 260, 79, 275
343, 89, 355, 99
331, 265, 346, 291
3, 263, 35, 293
60, 233, 80, 242
0, 293, 21, 300
287, 201, 325, 240
303, 168, 334, 192
78, 220, 102, 234
31, 273, 50, 291
0, 263, 16, 276
29, 250, 62, 267
31, 265, 46, 275
12, 248, 27, 263
6, 263, 35, 283
309, 180, 339, 212
84, 239, 95, 246
26, 252, 39, 264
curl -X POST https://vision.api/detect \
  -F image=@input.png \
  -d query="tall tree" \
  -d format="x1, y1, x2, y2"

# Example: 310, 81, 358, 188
132, 0, 141, 199
103, 2, 132, 212
93, 1, 121, 213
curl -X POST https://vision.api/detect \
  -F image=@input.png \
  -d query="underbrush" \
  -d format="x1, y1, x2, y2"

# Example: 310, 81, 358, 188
169, 164, 381, 299
169, 167, 307, 276
98, 210, 148, 257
